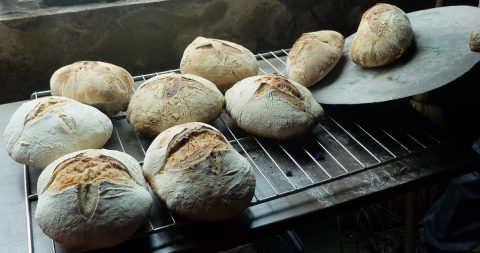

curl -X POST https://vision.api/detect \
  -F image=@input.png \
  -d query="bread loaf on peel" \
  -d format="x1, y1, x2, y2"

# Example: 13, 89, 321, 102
349, 3, 413, 68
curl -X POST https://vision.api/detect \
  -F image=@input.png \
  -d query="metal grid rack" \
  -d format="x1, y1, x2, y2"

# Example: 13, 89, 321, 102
24, 50, 453, 253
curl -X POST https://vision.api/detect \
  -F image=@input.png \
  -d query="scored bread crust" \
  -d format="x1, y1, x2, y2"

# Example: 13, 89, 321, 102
142, 122, 255, 222
287, 30, 345, 87
349, 3, 413, 68
470, 30, 480, 52
35, 149, 152, 250
4, 96, 112, 168
50, 61, 134, 116
180, 37, 259, 89
225, 75, 324, 140
127, 73, 224, 137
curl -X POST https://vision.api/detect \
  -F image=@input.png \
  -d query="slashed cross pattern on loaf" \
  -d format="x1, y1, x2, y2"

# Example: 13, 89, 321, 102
162, 128, 229, 175
24, 98, 69, 125
253, 76, 306, 111
44, 153, 135, 219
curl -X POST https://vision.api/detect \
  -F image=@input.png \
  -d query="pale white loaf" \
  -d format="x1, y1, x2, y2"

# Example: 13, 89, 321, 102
349, 3, 413, 68
35, 149, 152, 250
225, 75, 324, 140
287, 30, 345, 87
127, 73, 224, 137
143, 122, 255, 222
180, 37, 259, 89
4, 96, 112, 168
50, 61, 134, 116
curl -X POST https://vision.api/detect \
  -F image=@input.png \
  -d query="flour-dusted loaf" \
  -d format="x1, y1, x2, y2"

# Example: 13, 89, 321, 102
225, 75, 324, 140
287, 31, 345, 87
143, 122, 255, 222
4, 96, 112, 169
50, 61, 134, 116
349, 3, 413, 68
180, 37, 259, 89
470, 30, 480, 52
127, 73, 224, 137
35, 149, 152, 250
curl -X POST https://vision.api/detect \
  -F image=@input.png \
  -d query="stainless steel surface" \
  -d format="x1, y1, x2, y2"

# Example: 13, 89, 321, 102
311, 6, 480, 104
23, 50, 455, 253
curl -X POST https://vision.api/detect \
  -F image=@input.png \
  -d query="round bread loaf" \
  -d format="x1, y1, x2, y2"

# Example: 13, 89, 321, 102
127, 73, 224, 137
180, 37, 259, 89
349, 3, 413, 68
4, 96, 112, 168
225, 75, 324, 140
143, 122, 255, 222
287, 30, 345, 87
50, 61, 134, 116
470, 30, 480, 52
35, 149, 152, 250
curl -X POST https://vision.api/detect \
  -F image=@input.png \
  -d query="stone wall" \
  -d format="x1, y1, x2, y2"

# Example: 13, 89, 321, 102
0, 0, 456, 103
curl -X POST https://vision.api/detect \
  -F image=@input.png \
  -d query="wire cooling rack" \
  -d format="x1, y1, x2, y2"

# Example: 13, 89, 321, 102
24, 49, 453, 253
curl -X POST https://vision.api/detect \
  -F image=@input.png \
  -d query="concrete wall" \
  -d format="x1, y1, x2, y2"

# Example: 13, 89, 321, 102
0, 0, 444, 103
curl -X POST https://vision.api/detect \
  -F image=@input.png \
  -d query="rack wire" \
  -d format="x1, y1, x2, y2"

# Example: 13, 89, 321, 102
24, 49, 453, 253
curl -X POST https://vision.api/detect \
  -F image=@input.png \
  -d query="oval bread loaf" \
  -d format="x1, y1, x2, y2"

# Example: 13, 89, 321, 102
470, 30, 480, 52
50, 61, 134, 116
349, 3, 413, 68
180, 37, 259, 89
225, 75, 324, 140
35, 149, 152, 250
127, 73, 224, 137
143, 122, 255, 222
4, 96, 112, 168
287, 30, 345, 87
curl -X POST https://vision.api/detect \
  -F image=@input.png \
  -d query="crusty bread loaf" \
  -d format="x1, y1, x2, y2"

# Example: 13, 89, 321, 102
50, 61, 134, 116
470, 30, 480, 52
4, 96, 112, 168
349, 3, 413, 68
287, 31, 345, 87
142, 122, 255, 222
35, 149, 152, 250
127, 73, 224, 137
180, 37, 259, 89
225, 75, 324, 140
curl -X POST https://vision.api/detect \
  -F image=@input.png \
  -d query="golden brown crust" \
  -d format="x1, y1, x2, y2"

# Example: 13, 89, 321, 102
50, 61, 134, 116
180, 37, 259, 89
24, 97, 69, 124
349, 3, 412, 68
287, 31, 345, 87
163, 128, 228, 172
127, 73, 224, 137
46, 153, 133, 192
